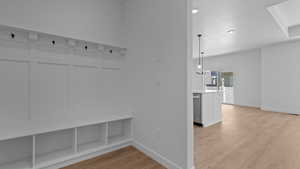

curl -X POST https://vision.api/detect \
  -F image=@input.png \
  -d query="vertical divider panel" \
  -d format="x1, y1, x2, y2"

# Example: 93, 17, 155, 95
130, 119, 133, 138
74, 128, 78, 153
32, 135, 36, 169
66, 65, 71, 120
28, 61, 32, 120
105, 122, 109, 145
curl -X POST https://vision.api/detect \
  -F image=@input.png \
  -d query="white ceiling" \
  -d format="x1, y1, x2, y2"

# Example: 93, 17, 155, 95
192, 0, 298, 57
268, 0, 300, 38
276, 0, 300, 27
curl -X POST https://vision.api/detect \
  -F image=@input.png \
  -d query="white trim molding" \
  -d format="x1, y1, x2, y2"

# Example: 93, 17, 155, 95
133, 141, 183, 169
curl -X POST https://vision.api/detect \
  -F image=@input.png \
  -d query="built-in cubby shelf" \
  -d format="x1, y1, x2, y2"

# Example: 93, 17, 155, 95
0, 136, 32, 169
0, 116, 132, 169
108, 119, 132, 144
77, 123, 107, 153
0, 159, 32, 169
35, 129, 75, 167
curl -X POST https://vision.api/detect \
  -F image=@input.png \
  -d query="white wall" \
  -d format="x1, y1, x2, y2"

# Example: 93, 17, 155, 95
123, 0, 192, 169
261, 40, 300, 114
0, 0, 124, 46
193, 49, 261, 107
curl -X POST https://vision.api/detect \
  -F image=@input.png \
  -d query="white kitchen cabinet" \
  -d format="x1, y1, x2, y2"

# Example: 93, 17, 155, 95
194, 91, 223, 127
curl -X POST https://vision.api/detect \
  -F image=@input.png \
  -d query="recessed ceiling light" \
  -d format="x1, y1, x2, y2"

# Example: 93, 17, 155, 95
227, 29, 236, 34
192, 9, 199, 14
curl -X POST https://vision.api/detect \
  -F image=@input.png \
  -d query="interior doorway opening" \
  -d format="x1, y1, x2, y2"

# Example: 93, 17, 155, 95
221, 72, 234, 104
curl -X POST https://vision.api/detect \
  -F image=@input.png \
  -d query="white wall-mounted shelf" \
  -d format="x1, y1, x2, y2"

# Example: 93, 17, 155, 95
0, 116, 133, 169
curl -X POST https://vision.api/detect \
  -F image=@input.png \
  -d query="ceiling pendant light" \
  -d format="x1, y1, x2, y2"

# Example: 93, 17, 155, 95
197, 63, 202, 69
197, 34, 204, 75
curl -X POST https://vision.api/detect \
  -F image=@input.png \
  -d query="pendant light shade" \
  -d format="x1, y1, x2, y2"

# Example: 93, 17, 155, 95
197, 64, 202, 69
197, 34, 204, 75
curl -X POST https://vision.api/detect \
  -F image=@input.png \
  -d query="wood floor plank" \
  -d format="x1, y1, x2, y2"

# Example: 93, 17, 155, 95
61, 146, 166, 169
195, 104, 300, 169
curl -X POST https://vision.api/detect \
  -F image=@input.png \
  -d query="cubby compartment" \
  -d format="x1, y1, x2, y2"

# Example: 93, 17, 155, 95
0, 136, 32, 169
77, 123, 107, 153
108, 119, 132, 144
35, 129, 74, 166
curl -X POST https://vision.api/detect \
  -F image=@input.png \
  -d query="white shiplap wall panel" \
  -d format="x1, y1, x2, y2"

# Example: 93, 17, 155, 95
0, 41, 30, 122
30, 62, 69, 121
0, 60, 29, 121
69, 66, 101, 119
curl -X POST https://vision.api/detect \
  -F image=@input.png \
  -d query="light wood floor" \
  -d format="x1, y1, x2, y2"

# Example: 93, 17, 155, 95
63, 105, 300, 169
195, 104, 300, 169
61, 146, 166, 169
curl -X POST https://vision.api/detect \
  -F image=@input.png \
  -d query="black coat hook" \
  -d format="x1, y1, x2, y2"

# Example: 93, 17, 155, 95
10, 33, 15, 39
52, 40, 56, 45
84, 45, 88, 51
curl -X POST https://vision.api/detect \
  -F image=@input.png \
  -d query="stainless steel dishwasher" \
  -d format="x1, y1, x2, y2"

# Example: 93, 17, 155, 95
193, 93, 202, 126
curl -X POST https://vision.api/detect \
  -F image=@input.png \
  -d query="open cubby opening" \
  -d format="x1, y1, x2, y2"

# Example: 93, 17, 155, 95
77, 123, 107, 153
35, 129, 74, 166
108, 119, 132, 144
0, 118, 132, 169
0, 136, 32, 169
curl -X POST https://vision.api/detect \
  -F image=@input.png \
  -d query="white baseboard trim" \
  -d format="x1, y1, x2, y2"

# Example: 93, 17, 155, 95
203, 119, 222, 127
223, 103, 260, 109
261, 105, 282, 113
260, 105, 300, 115
132, 141, 183, 169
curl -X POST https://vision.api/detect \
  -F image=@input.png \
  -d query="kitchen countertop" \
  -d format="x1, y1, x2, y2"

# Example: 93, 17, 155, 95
193, 90, 223, 94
